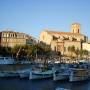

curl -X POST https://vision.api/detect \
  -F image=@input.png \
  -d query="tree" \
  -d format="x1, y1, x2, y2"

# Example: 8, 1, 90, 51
68, 45, 75, 59
44, 45, 51, 56
11, 45, 21, 58
79, 49, 84, 59
0, 46, 11, 56
83, 50, 89, 60
75, 48, 80, 60
10, 43, 52, 61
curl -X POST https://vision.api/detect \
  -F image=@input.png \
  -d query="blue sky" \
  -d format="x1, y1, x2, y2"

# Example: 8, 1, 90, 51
0, 0, 90, 39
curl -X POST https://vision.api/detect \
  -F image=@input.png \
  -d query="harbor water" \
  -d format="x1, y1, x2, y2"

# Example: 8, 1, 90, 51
0, 64, 90, 90
0, 78, 90, 90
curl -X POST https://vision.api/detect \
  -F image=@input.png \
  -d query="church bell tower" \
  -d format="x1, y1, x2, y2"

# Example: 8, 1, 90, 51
71, 23, 80, 34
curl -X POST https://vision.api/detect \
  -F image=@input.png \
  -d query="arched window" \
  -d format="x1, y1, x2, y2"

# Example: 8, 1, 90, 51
13, 34, 15, 37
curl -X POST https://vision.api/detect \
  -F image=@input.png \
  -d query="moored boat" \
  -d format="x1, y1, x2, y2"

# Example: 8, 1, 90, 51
29, 69, 53, 80
53, 68, 69, 81
0, 57, 14, 64
69, 68, 89, 82
17, 69, 31, 79
0, 71, 19, 77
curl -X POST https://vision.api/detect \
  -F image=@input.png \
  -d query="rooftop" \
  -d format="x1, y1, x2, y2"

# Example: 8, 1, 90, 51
43, 30, 85, 36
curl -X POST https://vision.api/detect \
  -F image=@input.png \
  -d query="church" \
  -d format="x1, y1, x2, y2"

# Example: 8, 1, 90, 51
39, 23, 87, 55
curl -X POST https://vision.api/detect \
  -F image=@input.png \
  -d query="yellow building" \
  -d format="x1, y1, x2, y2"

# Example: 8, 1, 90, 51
71, 23, 81, 33
82, 42, 90, 52
39, 23, 87, 55
0, 30, 36, 47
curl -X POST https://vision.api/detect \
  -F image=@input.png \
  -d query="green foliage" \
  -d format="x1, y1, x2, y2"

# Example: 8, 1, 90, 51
79, 49, 89, 59
0, 43, 51, 60
68, 45, 75, 53
0, 46, 11, 56
68, 45, 75, 59
68, 45, 89, 60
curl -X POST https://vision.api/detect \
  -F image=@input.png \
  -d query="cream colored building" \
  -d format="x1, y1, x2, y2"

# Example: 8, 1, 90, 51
82, 42, 90, 52
64, 41, 81, 55
39, 23, 87, 55
0, 30, 36, 47
71, 23, 81, 33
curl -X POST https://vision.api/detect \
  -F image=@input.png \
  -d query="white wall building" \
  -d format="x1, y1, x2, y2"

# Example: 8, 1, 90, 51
82, 43, 90, 52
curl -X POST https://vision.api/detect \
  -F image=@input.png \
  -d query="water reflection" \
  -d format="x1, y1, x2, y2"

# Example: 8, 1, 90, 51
0, 78, 90, 90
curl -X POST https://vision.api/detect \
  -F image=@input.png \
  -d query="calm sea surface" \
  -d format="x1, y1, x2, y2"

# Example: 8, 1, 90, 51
0, 64, 90, 90
0, 78, 90, 90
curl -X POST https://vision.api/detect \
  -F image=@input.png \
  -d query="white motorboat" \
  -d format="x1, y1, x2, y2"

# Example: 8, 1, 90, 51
0, 57, 14, 64
53, 68, 69, 81
0, 71, 19, 77
69, 68, 89, 82
18, 69, 31, 78
29, 69, 53, 80
19, 71, 30, 78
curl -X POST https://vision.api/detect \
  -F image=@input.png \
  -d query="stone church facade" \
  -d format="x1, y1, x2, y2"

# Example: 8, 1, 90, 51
39, 23, 87, 55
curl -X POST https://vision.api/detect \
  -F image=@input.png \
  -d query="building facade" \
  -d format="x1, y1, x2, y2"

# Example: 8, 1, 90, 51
82, 42, 90, 52
39, 23, 87, 55
0, 30, 36, 47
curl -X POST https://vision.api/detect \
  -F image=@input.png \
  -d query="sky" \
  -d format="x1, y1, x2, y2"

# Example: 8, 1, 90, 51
0, 0, 90, 39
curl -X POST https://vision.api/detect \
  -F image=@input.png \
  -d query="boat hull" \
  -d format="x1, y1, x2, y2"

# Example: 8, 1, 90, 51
69, 75, 88, 82
69, 68, 89, 82
53, 74, 69, 81
29, 70, 53, 80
